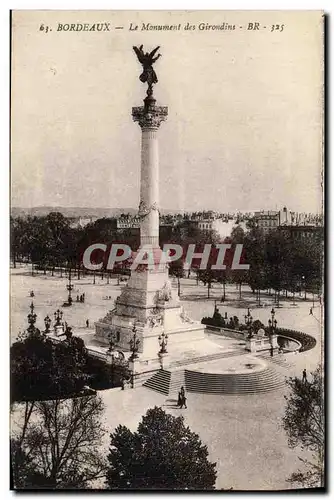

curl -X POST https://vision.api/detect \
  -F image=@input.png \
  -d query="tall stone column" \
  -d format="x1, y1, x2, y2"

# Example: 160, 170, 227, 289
132, 96, 168, 248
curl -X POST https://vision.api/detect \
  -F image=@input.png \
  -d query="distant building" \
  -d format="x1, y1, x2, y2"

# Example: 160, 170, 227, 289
278, 224, 323, 242
197, 219, 215, 231
278, 206, 292, 226
253, 210, 280, 233
117, 216, 141, 230
69, 216, 98, 228
191, 216, 246, 239
253, 207, 323, 235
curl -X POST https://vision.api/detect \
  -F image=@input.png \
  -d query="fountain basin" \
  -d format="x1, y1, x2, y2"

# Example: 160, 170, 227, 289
277, 335, 301, 353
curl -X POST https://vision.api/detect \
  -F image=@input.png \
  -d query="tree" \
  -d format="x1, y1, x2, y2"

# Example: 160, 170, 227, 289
11, 329, 88, 402
283, 366, 324, 488
26, 216, 54, 273
11, 395, 107, 489
10, 213, 85, 274
230, 225, 245, 244
244, 228, 268, 304
197, 269, 215, 299
106, 406, 217, 490
264, 231, 292, 306
45, 212, 75, 273
291, 236, 323, 300
169, 258, 184, 297
10, 216, 27, 267
11, 329, 54, 403
51, 335, 89, 396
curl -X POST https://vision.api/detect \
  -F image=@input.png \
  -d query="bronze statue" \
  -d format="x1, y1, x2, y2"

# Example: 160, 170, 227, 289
133, 45, 161, 94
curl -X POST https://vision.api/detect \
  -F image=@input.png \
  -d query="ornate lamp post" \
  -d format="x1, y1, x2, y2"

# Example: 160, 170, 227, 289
268, 308, 278, 337
106, 332, 118, 387
44, 315, 51, 334
27, 301, 38, 334
158, 331, 168, 354
268, 307, 278, 356
66, 268, 73, 305
128, 324, 140, 388
54, 309, 63, 327
129, 323, 140, 361
302, 275, 306, 300
245, 308, 253, 339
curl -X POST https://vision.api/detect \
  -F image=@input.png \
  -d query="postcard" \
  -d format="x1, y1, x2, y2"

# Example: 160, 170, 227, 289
10, 10, 324, 491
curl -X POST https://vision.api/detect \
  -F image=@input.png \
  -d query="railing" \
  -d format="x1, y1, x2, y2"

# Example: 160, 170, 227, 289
86, 347, 109, 361
205, 325, 245, 340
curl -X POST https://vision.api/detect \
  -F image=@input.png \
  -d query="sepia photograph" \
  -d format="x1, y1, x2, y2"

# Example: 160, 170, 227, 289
10, 10, 324, 491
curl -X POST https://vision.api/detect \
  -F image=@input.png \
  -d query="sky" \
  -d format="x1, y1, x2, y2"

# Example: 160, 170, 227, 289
11, 10, 323, 213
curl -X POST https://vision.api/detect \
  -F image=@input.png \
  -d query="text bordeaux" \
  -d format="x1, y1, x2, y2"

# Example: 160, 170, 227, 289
57, 23, 111, 32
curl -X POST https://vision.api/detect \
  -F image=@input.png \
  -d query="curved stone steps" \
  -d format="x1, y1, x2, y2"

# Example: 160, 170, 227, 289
185, 366, 286, 395
143, 365, 287, 396
143, 369, 171, 395
169, 370, 186, 393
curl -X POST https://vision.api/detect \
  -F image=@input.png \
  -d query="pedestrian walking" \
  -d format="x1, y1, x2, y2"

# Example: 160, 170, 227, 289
177, 391, 182, 407
30, 290, 34, 297
86, 319, 89, 328
180, 385, 185, 398
82, 293, 85, 302
270, 346, 274, 357
309, 307, 313, 315
180, 394, 187, 409
302, 369, 307, 383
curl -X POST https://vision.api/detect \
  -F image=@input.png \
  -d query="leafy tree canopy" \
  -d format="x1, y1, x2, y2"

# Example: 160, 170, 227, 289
283, 366, 324, 488
11, 329, 88, 402
106, 406, 217, 490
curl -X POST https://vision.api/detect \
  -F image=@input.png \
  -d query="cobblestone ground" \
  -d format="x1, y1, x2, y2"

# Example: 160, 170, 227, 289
10, 265, 323, 490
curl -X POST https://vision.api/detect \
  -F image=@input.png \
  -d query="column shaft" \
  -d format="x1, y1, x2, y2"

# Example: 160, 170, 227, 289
140, 128, 159, 247
132, 101, 168, 249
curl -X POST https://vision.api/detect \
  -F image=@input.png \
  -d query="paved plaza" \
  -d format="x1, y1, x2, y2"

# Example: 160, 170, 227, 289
11, 265, 323, 490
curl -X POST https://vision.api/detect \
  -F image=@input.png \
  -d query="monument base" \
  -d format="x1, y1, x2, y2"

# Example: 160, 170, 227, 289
94, 265, 206, 360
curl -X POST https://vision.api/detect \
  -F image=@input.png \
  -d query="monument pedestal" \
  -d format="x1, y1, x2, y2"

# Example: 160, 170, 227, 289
95, 265, 205, 363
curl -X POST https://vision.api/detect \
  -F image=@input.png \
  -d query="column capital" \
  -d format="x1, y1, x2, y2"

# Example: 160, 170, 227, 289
132, 104, 168, 129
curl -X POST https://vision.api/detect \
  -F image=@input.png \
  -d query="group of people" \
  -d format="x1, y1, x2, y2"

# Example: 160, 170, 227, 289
76, 293, 85, 303
177, 386, 187, 409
